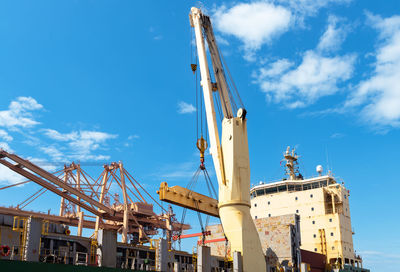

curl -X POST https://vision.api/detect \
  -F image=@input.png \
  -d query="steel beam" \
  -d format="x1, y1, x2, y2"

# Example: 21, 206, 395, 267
157, 182, 219, 217
0, 158, 105, 217
0, 151, 113, 215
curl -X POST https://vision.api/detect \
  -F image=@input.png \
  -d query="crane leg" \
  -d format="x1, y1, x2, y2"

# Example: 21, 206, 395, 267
219, 117, 266, 272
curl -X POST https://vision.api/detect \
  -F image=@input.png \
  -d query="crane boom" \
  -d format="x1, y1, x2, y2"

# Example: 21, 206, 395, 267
190, 7, 266, 272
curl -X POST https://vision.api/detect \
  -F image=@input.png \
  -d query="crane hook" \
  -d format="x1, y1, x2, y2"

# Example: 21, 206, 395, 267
196, 136, 208, 170
191, 64, 197, 74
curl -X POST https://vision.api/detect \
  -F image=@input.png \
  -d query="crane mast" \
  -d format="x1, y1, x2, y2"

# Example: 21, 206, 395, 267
190, 7, 266, 272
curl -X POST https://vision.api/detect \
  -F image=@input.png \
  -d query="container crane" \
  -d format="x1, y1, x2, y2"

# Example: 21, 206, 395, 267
189, 7, 266, 272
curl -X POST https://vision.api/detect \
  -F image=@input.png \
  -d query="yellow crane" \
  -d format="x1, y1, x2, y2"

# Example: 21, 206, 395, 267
158, 7, 266, 271
189, 7, 266, 272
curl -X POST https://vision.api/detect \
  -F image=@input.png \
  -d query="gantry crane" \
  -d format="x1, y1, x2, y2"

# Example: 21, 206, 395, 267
0, 150, 189, 244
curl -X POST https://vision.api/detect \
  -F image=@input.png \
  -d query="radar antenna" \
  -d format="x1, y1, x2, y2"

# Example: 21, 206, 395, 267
283, 146, 301, 180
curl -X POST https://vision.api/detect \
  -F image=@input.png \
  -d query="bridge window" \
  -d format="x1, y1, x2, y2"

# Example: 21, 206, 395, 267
278, 185, 287, 192
312, 182, 320, 188
256, 189, 265, 196
265, 187, 278, 194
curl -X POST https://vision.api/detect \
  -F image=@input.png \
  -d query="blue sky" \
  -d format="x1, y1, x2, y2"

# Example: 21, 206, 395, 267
0, 1, 399, 270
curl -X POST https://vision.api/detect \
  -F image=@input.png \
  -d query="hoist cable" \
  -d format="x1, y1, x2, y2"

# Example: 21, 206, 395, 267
196, 62, 199, 139
221, 52, 245, 109
203, 169, 218, 199
213, 91, 223, 121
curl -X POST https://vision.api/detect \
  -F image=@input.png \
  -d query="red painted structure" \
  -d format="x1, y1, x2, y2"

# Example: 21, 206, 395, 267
301, 249, 326, 272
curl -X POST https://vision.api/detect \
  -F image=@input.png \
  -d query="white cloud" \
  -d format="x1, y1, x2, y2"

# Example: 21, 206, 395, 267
42, 129, 78, 141
215, 35, 229, 46
40, 146, 64, 161
214, 2, 292, 52
212, 1, 351, 60
42, 129, 118, 161
28, 157, 57, 172
177, 101, 196, 114
0, 164, 24, 185
317, 15, 348, 52
278, 0, 351, 17
127, 134, 139, 140
0, 142, 14, 152
0, 129, 13, 142
256, 50, 355, 108
345, 13, 400, 128
258, 59, 294, 78
0, 97, 43, 128
330, 132, 345, 139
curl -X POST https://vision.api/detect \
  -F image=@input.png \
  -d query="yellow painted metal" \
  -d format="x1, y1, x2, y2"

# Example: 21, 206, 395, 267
319, 228, 327, 257
12, 216, 28, 260
217, 117, 266, 271
190, 7, 266, 271
90, 239, 98, 265
149, 239, 157, 250
42, 220, 49, 235
196, 136, 208, 161
157, 182, 219, 217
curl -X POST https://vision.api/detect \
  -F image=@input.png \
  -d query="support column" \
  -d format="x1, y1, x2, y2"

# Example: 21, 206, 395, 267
59, 169, 67, 216
156, 238, 169, 271
97, 229, 117, 268
77, 211, 84, 236
24, 217, 42, 262
95, 169, 108, 240
76, 165, 81, 214
233, 251, 243, 272
174, 260, 181, 272
72, 242, 77, 265
119, 162, 129, 243
197, 245, 211, 272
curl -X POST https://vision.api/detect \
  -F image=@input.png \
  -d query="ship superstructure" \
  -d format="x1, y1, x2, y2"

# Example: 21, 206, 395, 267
250, 147, 363, 268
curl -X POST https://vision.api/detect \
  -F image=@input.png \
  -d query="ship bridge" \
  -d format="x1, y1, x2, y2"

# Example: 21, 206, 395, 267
250, 175, 337, 199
